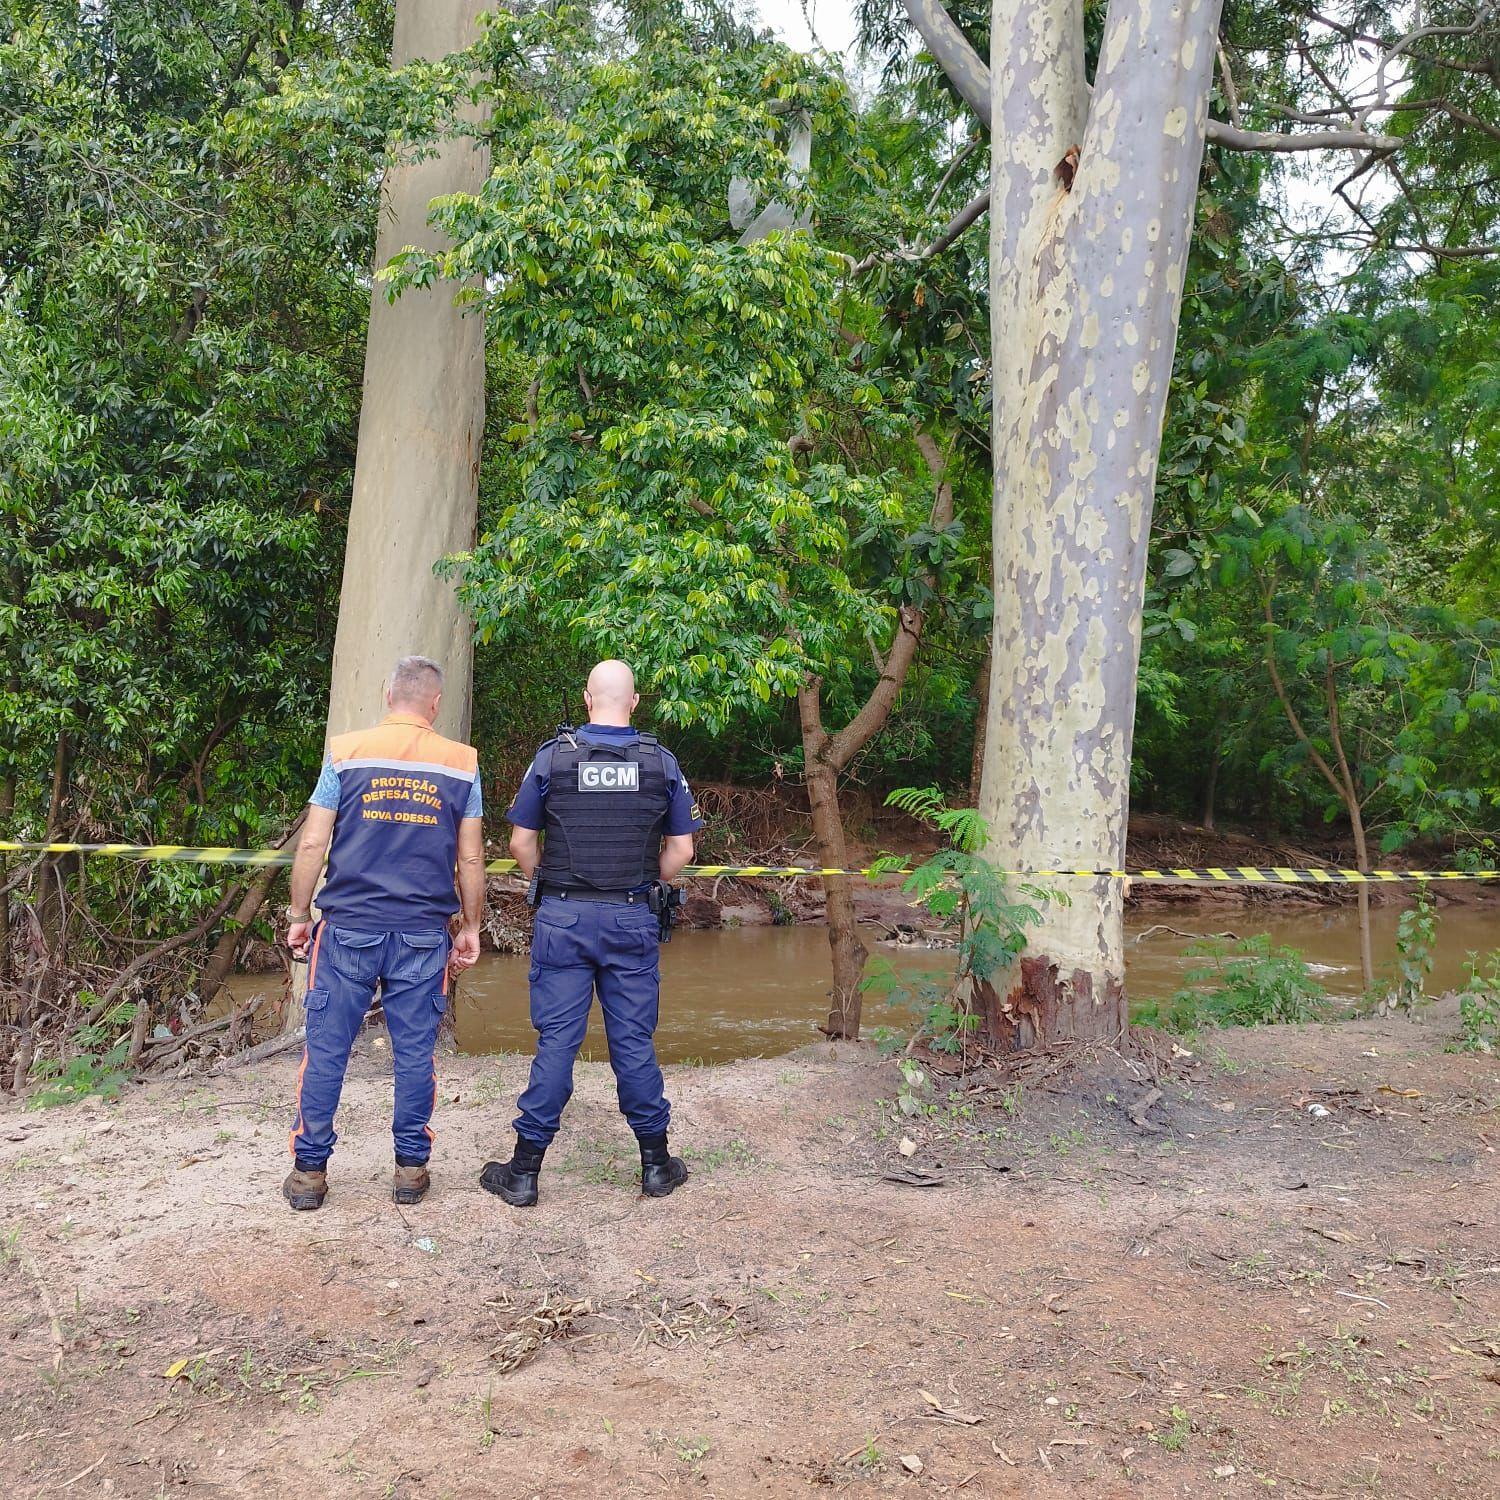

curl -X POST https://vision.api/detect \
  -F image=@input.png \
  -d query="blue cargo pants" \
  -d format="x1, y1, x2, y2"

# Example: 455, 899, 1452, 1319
513, 896, 670, 1147
290, 922, 451, 1170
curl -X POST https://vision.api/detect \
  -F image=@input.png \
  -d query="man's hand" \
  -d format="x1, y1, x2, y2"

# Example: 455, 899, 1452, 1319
287, 916, 314, 960
449, 924, 481, 973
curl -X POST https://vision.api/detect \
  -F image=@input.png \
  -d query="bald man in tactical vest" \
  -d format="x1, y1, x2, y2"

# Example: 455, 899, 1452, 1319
481, 660, 704, 1206
281, 656, 486, 1211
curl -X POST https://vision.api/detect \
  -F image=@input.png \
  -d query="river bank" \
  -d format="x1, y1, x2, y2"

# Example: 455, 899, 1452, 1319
218, 857, 1500, 1064
221, 809, 1499, 983
3, 1010, 1496, 1497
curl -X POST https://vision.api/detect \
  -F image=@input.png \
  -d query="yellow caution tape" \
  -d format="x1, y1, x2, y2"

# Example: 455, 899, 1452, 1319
2, 841, 1497, 883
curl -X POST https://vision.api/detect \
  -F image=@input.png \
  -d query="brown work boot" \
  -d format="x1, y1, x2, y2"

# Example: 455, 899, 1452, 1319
393, 1163, 431, 1205
283, 1167, 328, 1211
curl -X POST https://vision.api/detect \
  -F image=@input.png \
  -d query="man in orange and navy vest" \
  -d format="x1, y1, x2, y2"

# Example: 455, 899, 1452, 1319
281, 655, 485, 1211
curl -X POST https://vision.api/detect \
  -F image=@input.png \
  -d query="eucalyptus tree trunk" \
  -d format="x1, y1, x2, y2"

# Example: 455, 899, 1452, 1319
974, 0, 1222, 1047
325, 0, 490, 746
286, 0, 490, 1035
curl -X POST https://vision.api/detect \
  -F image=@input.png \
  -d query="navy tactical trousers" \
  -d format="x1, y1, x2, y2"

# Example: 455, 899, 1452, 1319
290, 922, 451, 1170
514, 896, 670, 1147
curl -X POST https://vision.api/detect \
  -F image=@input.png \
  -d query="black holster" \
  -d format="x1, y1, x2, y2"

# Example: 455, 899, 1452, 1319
646, 881, 683, 943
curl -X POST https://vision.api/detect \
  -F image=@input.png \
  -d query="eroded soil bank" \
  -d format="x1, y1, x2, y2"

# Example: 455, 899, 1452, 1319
2, 1013, 1496, 1498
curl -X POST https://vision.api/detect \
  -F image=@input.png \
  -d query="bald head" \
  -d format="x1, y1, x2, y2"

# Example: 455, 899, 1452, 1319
584, 659, 638, 727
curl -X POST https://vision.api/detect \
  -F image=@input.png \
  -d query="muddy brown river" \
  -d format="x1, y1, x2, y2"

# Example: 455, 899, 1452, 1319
228, 898, 1497, 1063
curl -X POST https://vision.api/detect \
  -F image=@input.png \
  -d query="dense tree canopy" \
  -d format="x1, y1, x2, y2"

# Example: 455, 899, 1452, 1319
0, 0, 1496, 1052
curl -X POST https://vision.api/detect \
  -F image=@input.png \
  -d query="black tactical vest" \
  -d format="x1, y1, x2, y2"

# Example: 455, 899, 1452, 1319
536, 733, 671, 890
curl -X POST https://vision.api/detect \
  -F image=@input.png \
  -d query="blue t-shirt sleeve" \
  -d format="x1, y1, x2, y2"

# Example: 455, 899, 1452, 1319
463, 772, 484, 820
308, 756, 340, 811
506, 757, 548, 829
663, 753, 705, 836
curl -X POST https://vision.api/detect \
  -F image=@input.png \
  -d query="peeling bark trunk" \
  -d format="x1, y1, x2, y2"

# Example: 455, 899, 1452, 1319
974, 0, 1223, 1048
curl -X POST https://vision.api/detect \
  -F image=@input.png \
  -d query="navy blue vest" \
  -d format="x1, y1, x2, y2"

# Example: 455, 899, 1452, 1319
536, 733, 669, 891
318, 715, 477, 928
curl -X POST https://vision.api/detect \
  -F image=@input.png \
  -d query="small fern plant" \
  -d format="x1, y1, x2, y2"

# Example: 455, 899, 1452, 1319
871, 787, 1058, 1041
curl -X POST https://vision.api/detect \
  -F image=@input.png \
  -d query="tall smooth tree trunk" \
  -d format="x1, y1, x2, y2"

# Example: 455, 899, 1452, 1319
967, 642, 991, 807
285, 0, 491, 1036
972, 0, 1223, 1048
325, 0, 491, 746
1200, 707, 1225, 830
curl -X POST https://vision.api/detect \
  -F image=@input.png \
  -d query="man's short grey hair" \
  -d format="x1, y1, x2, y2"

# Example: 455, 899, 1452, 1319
389, 655, 444, 704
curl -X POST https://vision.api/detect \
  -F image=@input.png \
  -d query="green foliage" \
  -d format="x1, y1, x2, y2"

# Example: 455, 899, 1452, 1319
882, 785, 986, 853
881, 786, 1057, 985
1153, 496, 1500, 852
26, 1002, 137, 1108
0, 1, 386, 949
1136, 937, 1329, 1035
1391, 890, 1437, 1013
380, 17, 978, 736
1456, 953, 1500, 1055
864, 787, 1057, 1051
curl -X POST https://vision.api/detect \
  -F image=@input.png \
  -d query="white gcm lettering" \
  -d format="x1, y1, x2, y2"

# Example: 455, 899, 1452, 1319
578, 763, 640, 791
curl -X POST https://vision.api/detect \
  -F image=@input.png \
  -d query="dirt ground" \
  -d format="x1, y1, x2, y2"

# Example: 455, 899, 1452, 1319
2, 1011, 1497, 1499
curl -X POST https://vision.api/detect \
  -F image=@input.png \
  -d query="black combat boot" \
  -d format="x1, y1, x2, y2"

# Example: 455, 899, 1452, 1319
638, 1133, 688, 1198
479, 1135, 546, 1207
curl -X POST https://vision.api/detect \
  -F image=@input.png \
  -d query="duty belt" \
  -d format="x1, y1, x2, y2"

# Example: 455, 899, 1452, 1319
538, 884, 648, 904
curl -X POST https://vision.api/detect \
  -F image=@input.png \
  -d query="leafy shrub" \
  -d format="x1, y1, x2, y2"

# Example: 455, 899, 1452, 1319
26, 1001, 137, 1109
861, 786, 1059, 1053
1136, 937, 1329, 1034
1390, 889, 1436, 1012
1456, 952, 1500, 1054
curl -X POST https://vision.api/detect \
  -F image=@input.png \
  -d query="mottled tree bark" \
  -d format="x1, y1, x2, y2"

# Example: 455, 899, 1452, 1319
975, 0, 1223, 1047
900, 0, 1222, 1046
